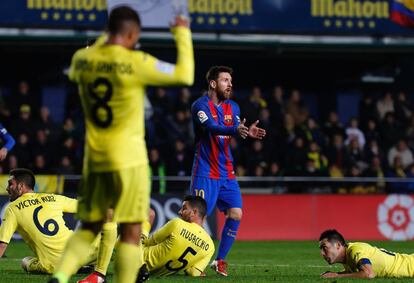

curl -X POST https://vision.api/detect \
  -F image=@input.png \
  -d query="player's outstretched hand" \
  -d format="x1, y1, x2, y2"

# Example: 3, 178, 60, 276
0, 147, 8, 161
320, 271, 338, 278
237, 118, 249, 139
171, 15, 190, 28
248, 120, 266, 140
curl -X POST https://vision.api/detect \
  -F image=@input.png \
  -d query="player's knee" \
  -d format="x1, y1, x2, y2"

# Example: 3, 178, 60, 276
227, 208, 242, 220
21, 256, 33, 272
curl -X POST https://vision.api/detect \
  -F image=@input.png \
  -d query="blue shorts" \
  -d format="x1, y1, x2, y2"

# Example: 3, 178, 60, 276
190, 176, 242, 215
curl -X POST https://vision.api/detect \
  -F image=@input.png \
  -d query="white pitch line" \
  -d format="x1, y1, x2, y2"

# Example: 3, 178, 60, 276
231, 263, 328, 268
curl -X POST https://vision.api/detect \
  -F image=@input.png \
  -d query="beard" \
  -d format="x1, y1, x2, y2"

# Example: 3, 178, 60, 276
217, 87, 232, 101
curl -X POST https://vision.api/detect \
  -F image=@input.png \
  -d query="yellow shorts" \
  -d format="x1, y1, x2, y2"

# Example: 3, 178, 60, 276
77, 165, 150, 223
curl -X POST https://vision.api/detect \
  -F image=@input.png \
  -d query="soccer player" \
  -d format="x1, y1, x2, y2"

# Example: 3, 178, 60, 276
319, 229, 414, 278
79, 196, 214, 283
190, 66, 266, 276
0, 168, 109, 274
0, 123, 15, 161
49, 6, 194, 283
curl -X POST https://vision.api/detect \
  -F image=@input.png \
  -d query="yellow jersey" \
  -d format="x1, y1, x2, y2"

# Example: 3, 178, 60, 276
344, 242, 414, 278
143, 218, 214, 277
0, 193, 77, 272
68, 26, 194, 172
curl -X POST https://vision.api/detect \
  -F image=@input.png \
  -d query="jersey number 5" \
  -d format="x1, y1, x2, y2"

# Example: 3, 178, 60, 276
88, 77, 113, 128
33, 206, 59, 236
165, 247, 197, 272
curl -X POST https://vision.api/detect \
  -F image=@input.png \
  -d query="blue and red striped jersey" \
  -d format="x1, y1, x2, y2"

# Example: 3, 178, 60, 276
191, 95, 241, 180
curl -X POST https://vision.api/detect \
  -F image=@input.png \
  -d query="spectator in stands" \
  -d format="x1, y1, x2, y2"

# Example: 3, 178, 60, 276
323, 111, 345, 144
302, 117, 325, 147
246, 140, 268, 176
173, 87, 192, 119
325, 134, 346, 176
376, 92, 394, 120
394, 91, 412, 127
166, 139, 192, 191
363, 156, 385, 193
32, 129, 52, 165
359, 94, 379, 131
36, 106, 61, 144
148, 148, 166, 194
344, 118, 365, 149
306, 141, 328, 174
166, 109, 194, 146
386, 156, 407, 193
8, 81, 40, 119
10, 104, 36, 140
32, 154, 49, 174
0, 89, 11, 124
380, 112, 404, 151
280, 113, 298, 145
151, 87, 172, 118
285, 89, 309, 126
6, 154, 18, 171
55, 156, 75, 175
13, 133, 31, 168
285, 137, 307, 175
267, 85, 285, 130
345, 138, 367, 172
364, 119, 380, 143
387, 139, 413, 170
342, 164, 366, 194
364, 139, 385, 165
240, 86, 267, 123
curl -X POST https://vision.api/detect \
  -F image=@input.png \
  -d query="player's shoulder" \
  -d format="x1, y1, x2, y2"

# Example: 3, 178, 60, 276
347, 242, 372, 253
226, 99, 240, 108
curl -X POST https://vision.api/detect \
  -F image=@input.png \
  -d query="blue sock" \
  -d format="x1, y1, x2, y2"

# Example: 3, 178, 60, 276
217, 218, 240, 260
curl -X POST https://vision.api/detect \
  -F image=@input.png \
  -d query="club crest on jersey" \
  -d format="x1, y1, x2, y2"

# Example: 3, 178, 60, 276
224, 115, 232, 123
197, 111, 208, 123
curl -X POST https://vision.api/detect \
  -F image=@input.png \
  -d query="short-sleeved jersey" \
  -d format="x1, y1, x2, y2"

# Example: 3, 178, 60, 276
143, 218, 214, 276
0, 193, 77, 272
69, 27, 194, 172
343, 242, 414, 278
191, 95, 241, 179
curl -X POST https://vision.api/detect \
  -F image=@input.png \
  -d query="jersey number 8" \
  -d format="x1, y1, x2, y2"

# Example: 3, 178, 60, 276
88, 77, 113, 128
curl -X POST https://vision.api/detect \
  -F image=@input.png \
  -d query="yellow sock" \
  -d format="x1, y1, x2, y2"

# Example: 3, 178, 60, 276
95, 222, 118, 275
53, 229, 96, 280
114, 242, 143, 283
141, 220, 151, 241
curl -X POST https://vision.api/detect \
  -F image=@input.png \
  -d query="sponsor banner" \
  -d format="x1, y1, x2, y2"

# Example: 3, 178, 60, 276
0, 194, 217, 240
216, 194, 414, 241
0, 175, 65, 195
0, 0, 413, 35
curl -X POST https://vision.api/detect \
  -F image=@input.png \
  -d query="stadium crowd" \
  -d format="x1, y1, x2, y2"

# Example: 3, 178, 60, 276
1, 81, 414, 193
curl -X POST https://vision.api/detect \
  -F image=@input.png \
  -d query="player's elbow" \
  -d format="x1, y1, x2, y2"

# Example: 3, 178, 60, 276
176, 73, 194, 86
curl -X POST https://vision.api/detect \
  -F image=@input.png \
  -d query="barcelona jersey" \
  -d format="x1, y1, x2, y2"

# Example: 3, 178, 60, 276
190, 95, 241, 180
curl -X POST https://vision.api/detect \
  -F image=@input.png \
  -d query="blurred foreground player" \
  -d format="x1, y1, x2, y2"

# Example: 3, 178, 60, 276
49, 5, 194, 283
319, 229, 414, 278
190, 66, 266, 276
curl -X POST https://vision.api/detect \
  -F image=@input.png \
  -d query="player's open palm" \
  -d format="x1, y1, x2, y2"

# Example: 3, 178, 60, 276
237, 118, 249, 139
248, 120, 266, 140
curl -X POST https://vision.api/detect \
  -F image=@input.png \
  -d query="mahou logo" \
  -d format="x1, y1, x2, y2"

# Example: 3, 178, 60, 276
378, 195, 414, 240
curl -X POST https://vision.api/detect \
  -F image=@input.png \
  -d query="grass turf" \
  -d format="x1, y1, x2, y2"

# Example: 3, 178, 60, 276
1, 240, 413, 282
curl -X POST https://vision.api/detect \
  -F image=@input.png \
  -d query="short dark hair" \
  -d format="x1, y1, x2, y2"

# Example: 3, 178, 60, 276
319, 229, 346, 246
205, 66, 233, 86
9, 168, 35, 189
108, 6, 141, 34
183, 195, 207, 218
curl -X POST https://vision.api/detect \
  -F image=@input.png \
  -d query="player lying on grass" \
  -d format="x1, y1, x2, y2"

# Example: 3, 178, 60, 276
319, 229, 414, 278
79, 195, 214, 283
0, 168, 117, 274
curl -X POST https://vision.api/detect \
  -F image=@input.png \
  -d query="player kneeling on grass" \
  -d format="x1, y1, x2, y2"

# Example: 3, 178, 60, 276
79, 195, 214, 283
0, 168, 116, 275
319, 229, 414, 278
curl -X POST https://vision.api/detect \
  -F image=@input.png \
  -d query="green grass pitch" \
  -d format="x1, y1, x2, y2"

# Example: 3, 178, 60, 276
1, 240, 414, 282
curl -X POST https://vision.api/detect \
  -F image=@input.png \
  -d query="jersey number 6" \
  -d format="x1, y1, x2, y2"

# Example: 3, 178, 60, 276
33, 206, 59, 236
165, 246, 197, 272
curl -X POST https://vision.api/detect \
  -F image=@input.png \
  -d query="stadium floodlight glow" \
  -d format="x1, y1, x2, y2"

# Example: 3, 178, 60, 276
361, 74, 395, 83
